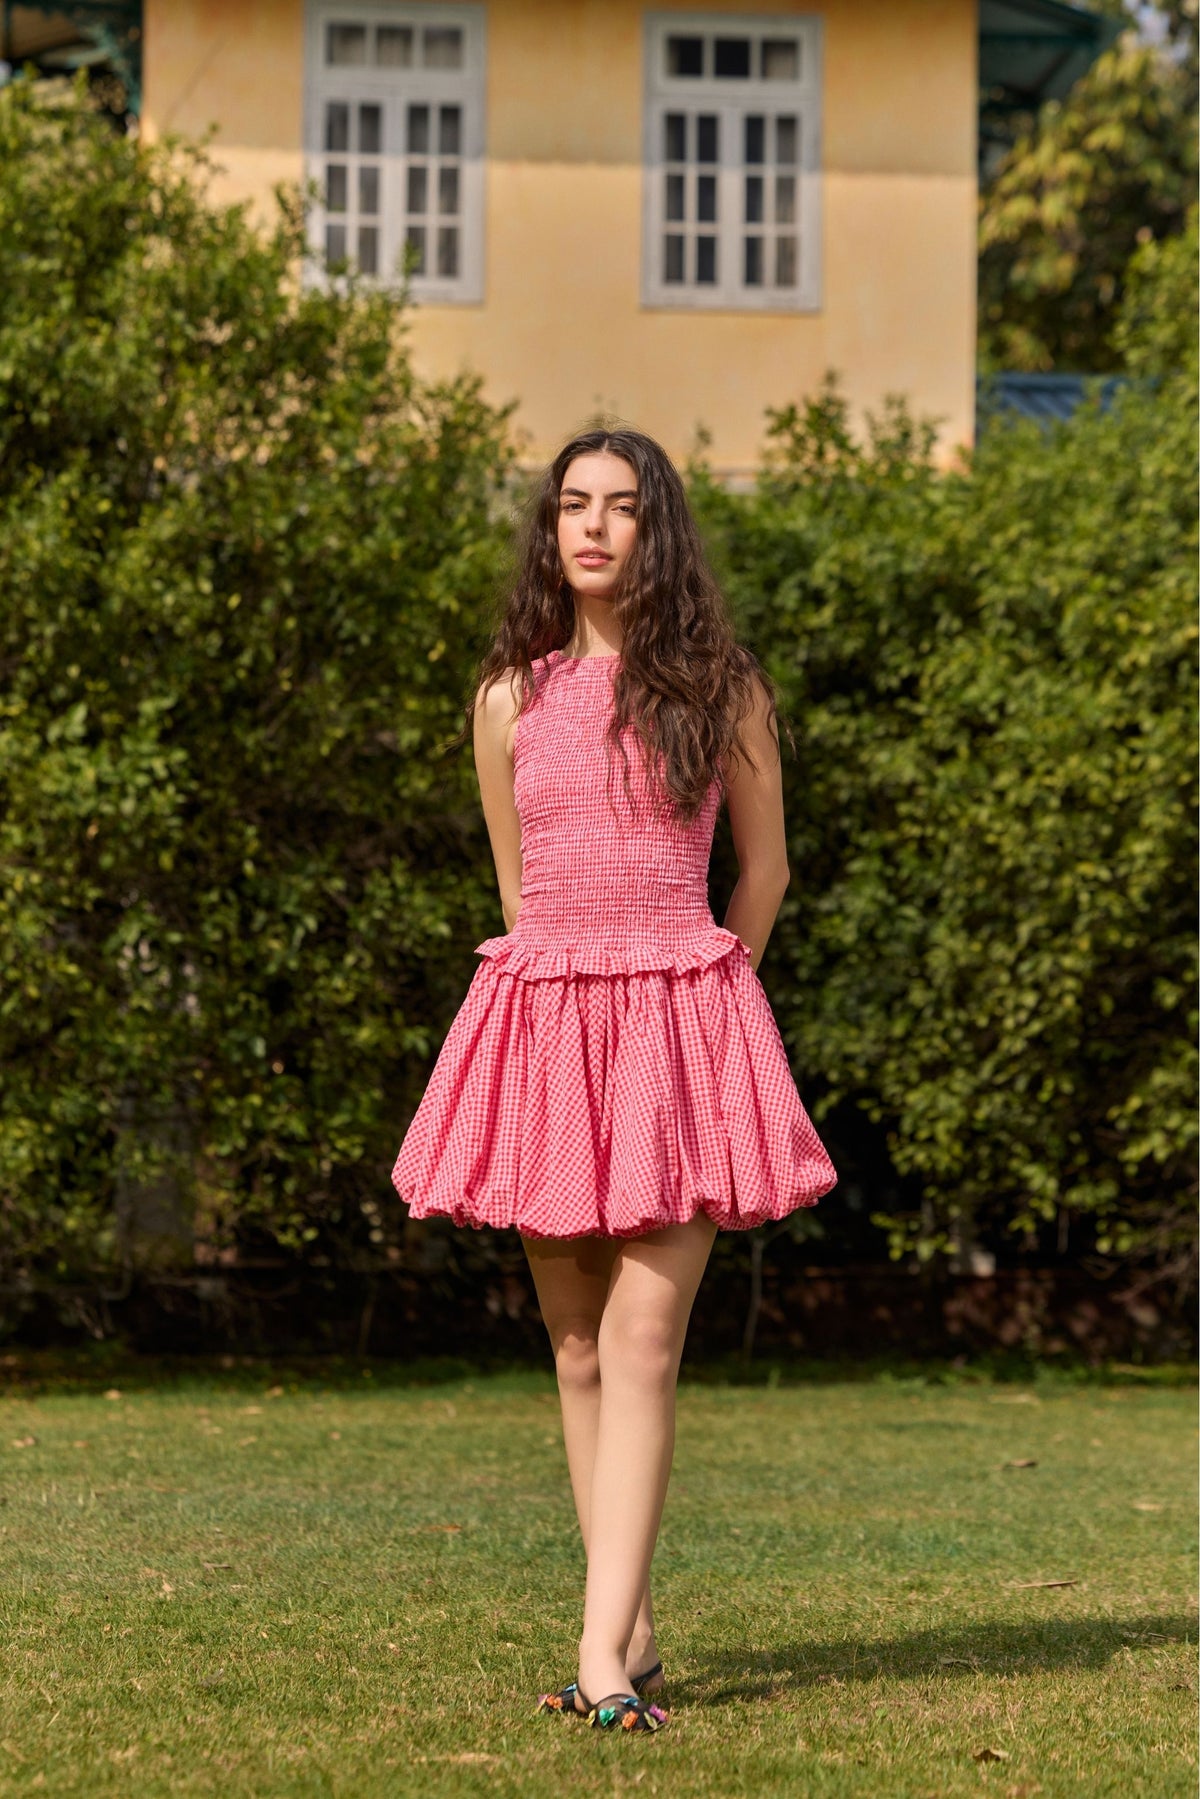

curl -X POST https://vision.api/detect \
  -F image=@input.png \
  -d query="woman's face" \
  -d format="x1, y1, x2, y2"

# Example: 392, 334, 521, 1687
556, 451, 639, 600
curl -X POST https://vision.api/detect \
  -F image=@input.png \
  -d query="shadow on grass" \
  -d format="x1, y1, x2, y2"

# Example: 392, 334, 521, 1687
691, 1613, 1197, 1704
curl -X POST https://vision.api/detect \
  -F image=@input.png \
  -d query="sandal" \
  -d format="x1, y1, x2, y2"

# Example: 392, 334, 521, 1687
535, 1681, 587, 1718
536, 1662, 666, 1720
582, 1690, 668, 1732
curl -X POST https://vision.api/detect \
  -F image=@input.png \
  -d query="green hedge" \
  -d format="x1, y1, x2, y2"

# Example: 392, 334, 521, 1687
0, 80, 513, 1278
693, 213, 1198, 1277
1, 84, 1194, 1308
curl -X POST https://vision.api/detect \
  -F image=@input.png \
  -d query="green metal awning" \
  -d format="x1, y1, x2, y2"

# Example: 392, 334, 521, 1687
1, 1, 141, 115
979, 0, 1124, 167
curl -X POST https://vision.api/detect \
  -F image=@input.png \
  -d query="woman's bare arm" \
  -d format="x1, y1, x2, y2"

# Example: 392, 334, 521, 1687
473, 670, 524, 932
721, 676, 792, 973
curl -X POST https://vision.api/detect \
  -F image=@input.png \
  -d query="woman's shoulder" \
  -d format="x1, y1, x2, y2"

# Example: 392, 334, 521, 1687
474, 652, 562, 732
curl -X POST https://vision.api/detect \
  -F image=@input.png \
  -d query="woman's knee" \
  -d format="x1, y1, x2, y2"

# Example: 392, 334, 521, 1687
597, 1308, 680, 1387
551, 1321, 602, 1391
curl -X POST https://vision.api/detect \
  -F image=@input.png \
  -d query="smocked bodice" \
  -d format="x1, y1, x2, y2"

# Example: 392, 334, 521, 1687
473, 649, 750, 979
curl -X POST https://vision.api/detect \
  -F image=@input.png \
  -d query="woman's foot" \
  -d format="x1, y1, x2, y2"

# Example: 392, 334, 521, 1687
630, 1656, 664, 1696
580, 1648, 636, 1717
625, 1634, 664, 1695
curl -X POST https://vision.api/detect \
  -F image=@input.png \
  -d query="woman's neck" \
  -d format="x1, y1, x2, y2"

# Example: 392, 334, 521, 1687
565, 598, 623, 661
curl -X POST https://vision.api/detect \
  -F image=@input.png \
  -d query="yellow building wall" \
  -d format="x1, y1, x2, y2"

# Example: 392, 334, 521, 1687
143, 0, 977, 474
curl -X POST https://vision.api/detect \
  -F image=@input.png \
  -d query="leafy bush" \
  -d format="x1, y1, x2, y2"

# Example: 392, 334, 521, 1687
0, 79, 513, 1283
693, 252, 1197, 1286
2, 81, 1193, 1324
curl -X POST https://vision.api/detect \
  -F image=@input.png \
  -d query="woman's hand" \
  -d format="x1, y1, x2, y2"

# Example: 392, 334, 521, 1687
721, 675, 791, 973
473, 669, 525, 931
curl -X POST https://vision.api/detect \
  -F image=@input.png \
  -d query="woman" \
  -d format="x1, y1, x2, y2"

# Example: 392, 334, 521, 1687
392, 425, 837, 1733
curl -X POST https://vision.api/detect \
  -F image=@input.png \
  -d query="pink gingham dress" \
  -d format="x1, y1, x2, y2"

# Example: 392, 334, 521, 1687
391, 648, 837, 1238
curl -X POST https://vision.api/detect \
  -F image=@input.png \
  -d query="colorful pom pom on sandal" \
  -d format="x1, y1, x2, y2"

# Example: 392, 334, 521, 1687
583, 1691, 668, 1732
535, 1681, 587, 1718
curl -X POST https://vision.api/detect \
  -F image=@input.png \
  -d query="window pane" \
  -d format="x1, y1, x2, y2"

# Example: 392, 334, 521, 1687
775, 174, 796, 225
325, 102, 349, 153
714, 38, 751, 78
439, 105, 461, 155
407, 164, 427, 214
359, 165, 380, 215
664, 112, 686, 163
744, 174, 763, 223
405, 225, 426, 275
775, 235, 797, 286
697, 115, 718, 163
775, 116, 797, 165
437, 225, 459, 277
744, 236, 763, 286
438, 165, 460, 216
665, 172, 685, 221
408, 105, 429, 154
664, 235, 685, 283
325, 223, 347, 262
358, 104, 382, 155
357, 225, 378, 275
697, 174, 717, 223
696, 236, 717, 283
325, 164, 347, 212
762, 39, 799, 80
327, 23, 366, 65
424, 26, 464, 68
666, 35, 703, 77
376, 25, 413, 67
744, 115, 764, 164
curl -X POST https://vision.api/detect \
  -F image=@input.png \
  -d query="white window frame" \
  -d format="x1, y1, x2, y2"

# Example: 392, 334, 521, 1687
303, 1, 486, 304
642, 11, 822, 312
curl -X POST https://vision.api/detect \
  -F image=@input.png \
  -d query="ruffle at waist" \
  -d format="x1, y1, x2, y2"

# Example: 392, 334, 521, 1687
473, 925, 752, 982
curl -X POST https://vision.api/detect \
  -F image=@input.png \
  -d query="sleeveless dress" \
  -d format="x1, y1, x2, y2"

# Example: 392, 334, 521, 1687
391, 648, 837, 1238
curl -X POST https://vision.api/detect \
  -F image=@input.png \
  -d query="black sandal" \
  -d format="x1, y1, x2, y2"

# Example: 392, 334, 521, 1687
535, 1681, 587, 1717
536, 1662, 666, 1719
581, 1690, 668, 1732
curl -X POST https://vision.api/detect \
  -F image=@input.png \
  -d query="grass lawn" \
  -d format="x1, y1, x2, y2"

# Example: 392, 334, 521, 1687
0, 1357, 1195, 1798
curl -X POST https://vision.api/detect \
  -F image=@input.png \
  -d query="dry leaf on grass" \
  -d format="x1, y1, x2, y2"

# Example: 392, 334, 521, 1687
103, 1389, 122, 1401
1132, 1501, 1162, 1512
1003, 1458, 1038, 1470
973, 1745, 1010, 1762
201, 1562, 232, 1571
10, 1436, 36, 1449
1006, 1578, 1077, 1589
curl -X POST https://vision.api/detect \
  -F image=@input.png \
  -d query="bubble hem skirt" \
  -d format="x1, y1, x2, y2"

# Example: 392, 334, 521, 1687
392, 929, 838, 1241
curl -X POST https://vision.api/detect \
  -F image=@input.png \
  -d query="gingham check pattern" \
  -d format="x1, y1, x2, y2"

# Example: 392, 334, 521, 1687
392, 650, 837, 1237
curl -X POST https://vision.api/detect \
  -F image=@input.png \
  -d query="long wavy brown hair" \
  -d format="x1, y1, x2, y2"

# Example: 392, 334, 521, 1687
458, 425, 789, 825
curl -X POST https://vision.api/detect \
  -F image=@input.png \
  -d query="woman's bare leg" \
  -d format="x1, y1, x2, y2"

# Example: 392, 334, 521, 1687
520, 1232, 662, 1695
576, 1212, 718, 1708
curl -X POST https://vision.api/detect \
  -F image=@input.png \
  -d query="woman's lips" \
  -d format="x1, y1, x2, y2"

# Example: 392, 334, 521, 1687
576, 552, 612, 565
